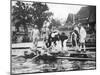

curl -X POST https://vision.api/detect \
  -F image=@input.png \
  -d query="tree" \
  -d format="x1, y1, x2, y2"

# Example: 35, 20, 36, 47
31, 2, 53, 30
11, 1, 53, 32
49, 19, 61, 29
12, 1, 32, 33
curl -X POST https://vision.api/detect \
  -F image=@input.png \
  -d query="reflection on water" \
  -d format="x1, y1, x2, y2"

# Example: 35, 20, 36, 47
12, 57, 96, 74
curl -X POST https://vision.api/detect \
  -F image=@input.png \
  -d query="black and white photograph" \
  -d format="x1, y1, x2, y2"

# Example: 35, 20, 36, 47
11, 0, 96, 74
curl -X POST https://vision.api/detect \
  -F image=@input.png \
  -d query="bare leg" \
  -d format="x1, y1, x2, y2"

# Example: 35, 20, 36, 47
63, 39, 68, 51
83, 43, 86, 52
32, 38, 35, 49
75, 39, 78, 51
79, 43, 82, 52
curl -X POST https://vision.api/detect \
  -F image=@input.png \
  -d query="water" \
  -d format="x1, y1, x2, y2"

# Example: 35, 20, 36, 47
11, 42, 96, 74
12, 56, 96, 74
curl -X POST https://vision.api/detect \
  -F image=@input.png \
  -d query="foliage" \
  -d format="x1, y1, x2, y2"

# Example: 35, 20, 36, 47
49, 19, 61, 29
12, 1, 53, 32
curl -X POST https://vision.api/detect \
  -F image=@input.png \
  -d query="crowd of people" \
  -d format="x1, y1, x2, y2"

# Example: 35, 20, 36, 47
31, 23, 87, 54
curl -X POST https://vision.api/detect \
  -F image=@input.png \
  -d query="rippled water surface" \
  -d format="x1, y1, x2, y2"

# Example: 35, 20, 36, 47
12, 55, 96, 74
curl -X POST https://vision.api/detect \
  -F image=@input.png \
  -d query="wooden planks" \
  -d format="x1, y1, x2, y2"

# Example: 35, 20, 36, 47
56, 56, 95, 61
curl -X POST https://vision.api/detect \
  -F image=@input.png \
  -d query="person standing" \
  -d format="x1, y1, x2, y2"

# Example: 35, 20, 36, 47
71, 24, 80, 50
79, 24, 87, 52
32, 25, 40, 49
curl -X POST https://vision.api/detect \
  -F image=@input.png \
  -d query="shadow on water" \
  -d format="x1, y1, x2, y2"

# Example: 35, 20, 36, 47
12, 54, 96, 74
31, 54, 96, 73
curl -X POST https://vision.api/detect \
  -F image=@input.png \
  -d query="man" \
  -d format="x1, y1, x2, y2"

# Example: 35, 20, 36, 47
71, 31, 78, 47
51, 29, 60, 46
32, 25, 40, 48
45, 29, 61, 52
71, 24, 80, 50
79, 24, 87, 52
60, 32, 68, 51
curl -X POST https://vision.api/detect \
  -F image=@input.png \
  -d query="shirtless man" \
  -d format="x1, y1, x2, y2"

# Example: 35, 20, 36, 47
32, 25, 40, 48
71, 24, 80, 50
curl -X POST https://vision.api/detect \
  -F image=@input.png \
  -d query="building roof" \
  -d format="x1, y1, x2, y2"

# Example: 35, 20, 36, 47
75, 6, 96, 24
